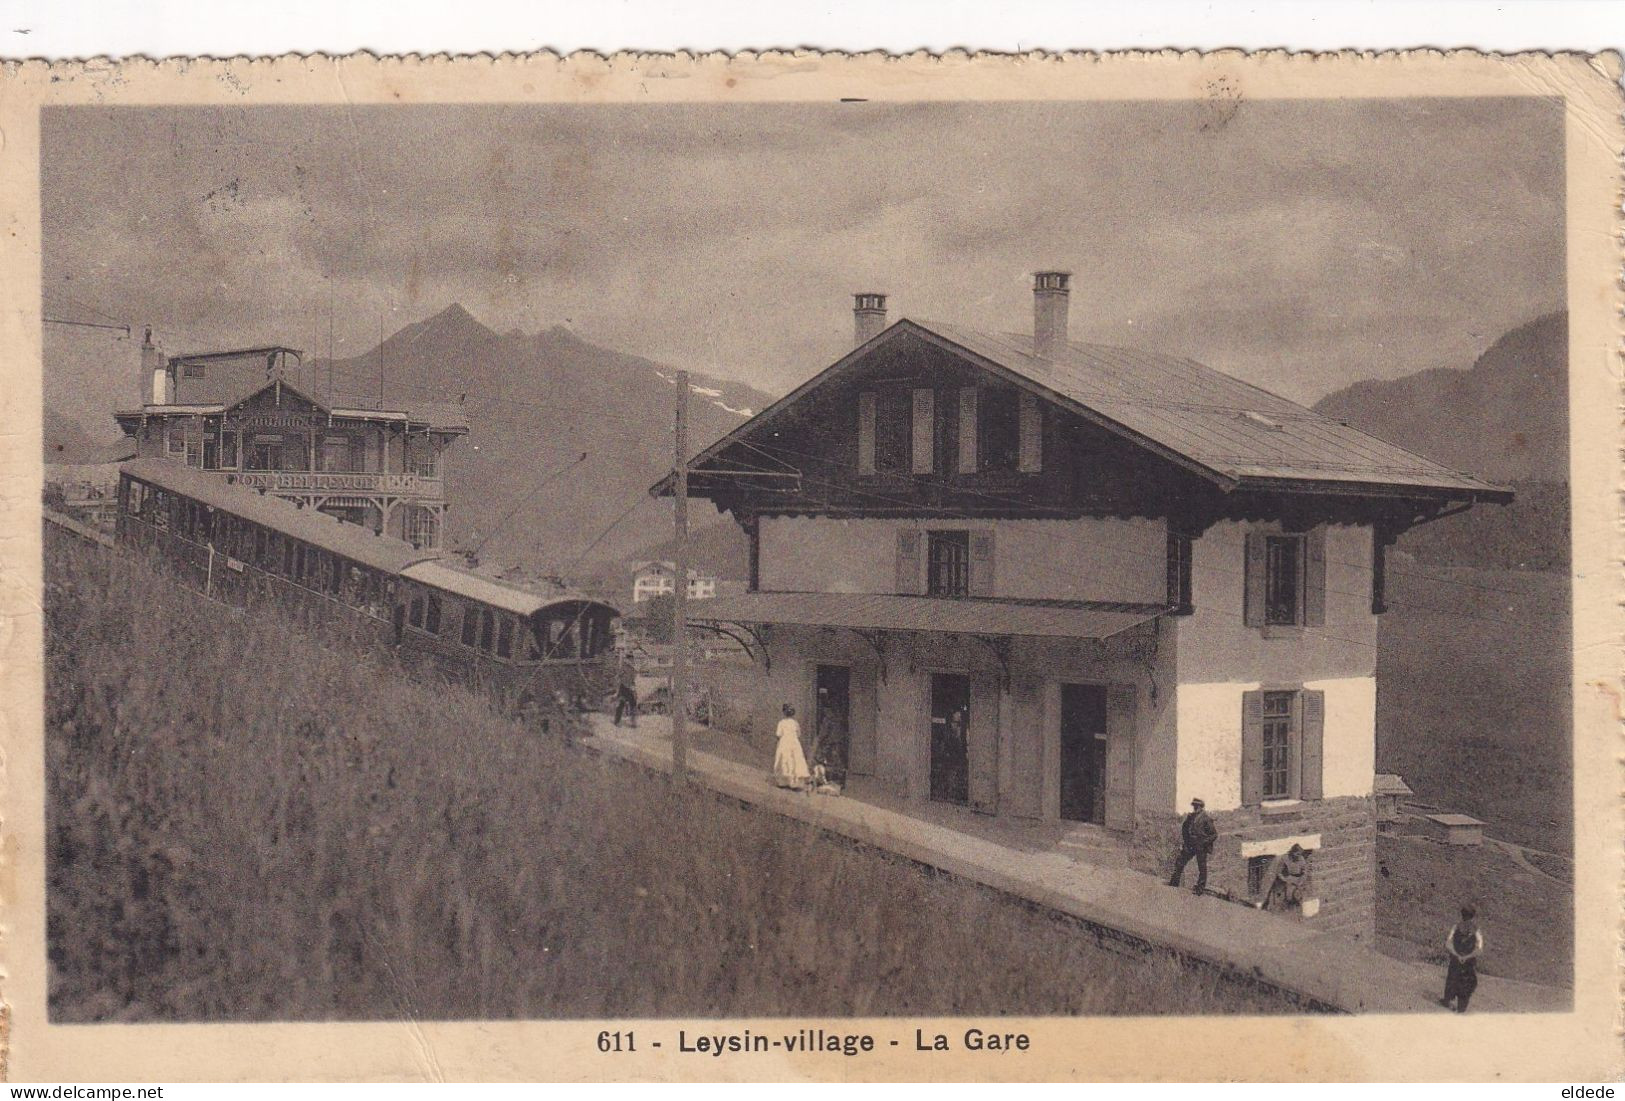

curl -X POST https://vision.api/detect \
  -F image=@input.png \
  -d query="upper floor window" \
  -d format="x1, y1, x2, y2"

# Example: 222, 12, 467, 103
899, 528, 995, 598
926, 531, 970, 597
1264, 534, 1303, 626
1244, 526, 1326, 629
182, 362, 205, 378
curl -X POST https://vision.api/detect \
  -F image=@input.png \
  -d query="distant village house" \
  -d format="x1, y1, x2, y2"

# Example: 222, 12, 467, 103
630, 560, 719, 603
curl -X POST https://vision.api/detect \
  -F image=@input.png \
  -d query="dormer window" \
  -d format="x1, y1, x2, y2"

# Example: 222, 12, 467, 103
182, 361, 205, 379
980, 387, 1021, 471
865, 390, 910, 473
976, 386, 1043, 473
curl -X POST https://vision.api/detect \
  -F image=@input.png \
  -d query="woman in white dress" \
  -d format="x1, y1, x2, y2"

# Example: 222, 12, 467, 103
772, 704, 812, 790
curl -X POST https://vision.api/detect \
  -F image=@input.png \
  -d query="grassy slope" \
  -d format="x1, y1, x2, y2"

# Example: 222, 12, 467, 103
1376, 833, 1571, 988
45, 537, 1288, 1022
1375, 557, 1571, 854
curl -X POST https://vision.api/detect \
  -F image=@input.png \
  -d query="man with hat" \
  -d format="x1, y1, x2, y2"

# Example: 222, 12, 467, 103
1169, 797, 1218, 893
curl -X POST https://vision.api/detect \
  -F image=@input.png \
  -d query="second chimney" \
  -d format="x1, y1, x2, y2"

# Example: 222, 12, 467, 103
140, 327, 170, 405
853, 292, 888, 347
1032, 271, 1071, 359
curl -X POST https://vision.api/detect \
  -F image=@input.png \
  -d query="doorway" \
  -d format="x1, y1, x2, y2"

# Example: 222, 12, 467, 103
1060, 683, 1109, 824
813, 664, 851, 783
929, 673, 971, 805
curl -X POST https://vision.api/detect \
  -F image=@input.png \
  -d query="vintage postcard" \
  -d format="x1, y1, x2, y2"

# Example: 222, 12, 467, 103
0, 49, 1620, 1082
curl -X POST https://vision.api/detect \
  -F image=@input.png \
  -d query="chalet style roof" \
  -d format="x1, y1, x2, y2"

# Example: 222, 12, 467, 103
399, 560, 616, 618
121, 458, 440, 574
673, 319, 1511, 502
689, 591, 1163, 641
115, 382, 470, 433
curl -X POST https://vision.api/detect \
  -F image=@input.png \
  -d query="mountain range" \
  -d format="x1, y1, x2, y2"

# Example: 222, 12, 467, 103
1313, 311, 1567, 485
306, 304, 773, 572
1313, 311, 1568, 571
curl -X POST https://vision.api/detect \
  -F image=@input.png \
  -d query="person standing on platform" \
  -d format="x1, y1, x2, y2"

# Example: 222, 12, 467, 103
772, 704, 811, 790
1168, 797, 1218, 893
613, 659, 638, 728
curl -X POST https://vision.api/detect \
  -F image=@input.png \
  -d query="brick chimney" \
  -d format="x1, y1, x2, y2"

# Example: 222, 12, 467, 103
140, 327, 169, 405
1033, 271, 1071, 359
853, 292, 888, 347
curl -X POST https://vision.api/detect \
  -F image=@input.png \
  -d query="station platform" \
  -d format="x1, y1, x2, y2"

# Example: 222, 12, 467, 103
583, 712, 1569, 1016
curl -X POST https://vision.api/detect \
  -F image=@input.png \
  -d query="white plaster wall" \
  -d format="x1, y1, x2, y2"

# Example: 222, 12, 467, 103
1175, 520, 1377, 685
1311, 675, 1377, 800
1174, 676, 1376, 812
1175, 681, 1251, 811
758, 515, 1165, 602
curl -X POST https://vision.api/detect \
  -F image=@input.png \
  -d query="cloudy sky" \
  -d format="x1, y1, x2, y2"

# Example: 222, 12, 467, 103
43, 97, 1564, 437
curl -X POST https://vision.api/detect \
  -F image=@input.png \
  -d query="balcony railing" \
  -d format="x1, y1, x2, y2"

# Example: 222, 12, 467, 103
232, 470, 444, 498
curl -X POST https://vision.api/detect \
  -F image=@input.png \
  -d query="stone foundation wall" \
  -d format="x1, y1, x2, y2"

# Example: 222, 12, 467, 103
1130, 795, 1377, 942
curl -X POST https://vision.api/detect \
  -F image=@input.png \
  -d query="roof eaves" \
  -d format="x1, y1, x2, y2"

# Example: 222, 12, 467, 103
1235, 473, 1514, 504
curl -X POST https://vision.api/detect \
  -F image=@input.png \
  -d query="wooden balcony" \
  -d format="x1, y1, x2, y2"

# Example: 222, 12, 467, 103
232, 469, 444, 501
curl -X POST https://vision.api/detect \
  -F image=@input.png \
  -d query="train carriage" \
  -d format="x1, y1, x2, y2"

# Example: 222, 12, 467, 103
395, 561, 620, 712
115, 458, 620, 714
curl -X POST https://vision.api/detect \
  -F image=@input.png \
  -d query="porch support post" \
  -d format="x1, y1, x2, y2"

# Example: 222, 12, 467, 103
997, 677, 1014, 818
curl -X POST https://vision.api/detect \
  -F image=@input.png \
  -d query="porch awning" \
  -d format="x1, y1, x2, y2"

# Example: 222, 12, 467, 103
689, 591, 1165, 641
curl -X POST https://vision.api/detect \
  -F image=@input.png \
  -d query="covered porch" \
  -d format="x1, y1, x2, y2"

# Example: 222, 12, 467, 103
689, 591, 1175, 834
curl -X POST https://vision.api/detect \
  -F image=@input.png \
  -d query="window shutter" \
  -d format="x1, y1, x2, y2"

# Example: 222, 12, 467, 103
911, 388, 935, 473
957, 387, 979, 473
895, 530, 922, 594
1241, 690, 1265, 805
1371, 531, 1388, 615
1304, 525, 1327, 626
1299, 689, 1325, 800
1103, 684, 1137, 830
969, 529, 996, 597
1018, 392, 1043, 472
1243, 532, 1267, 626
857, 392, 877, 475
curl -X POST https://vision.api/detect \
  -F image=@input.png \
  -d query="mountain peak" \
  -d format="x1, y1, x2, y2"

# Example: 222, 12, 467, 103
423, 302, 488, 333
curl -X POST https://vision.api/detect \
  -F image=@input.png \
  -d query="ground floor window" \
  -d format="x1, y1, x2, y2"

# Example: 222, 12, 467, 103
405, 508, 439, 550
1248, 855, 1273, 897
1261, 690, 1295, 800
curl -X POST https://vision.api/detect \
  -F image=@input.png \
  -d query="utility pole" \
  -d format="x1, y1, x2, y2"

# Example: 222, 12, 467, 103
671, 370, 690, 778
